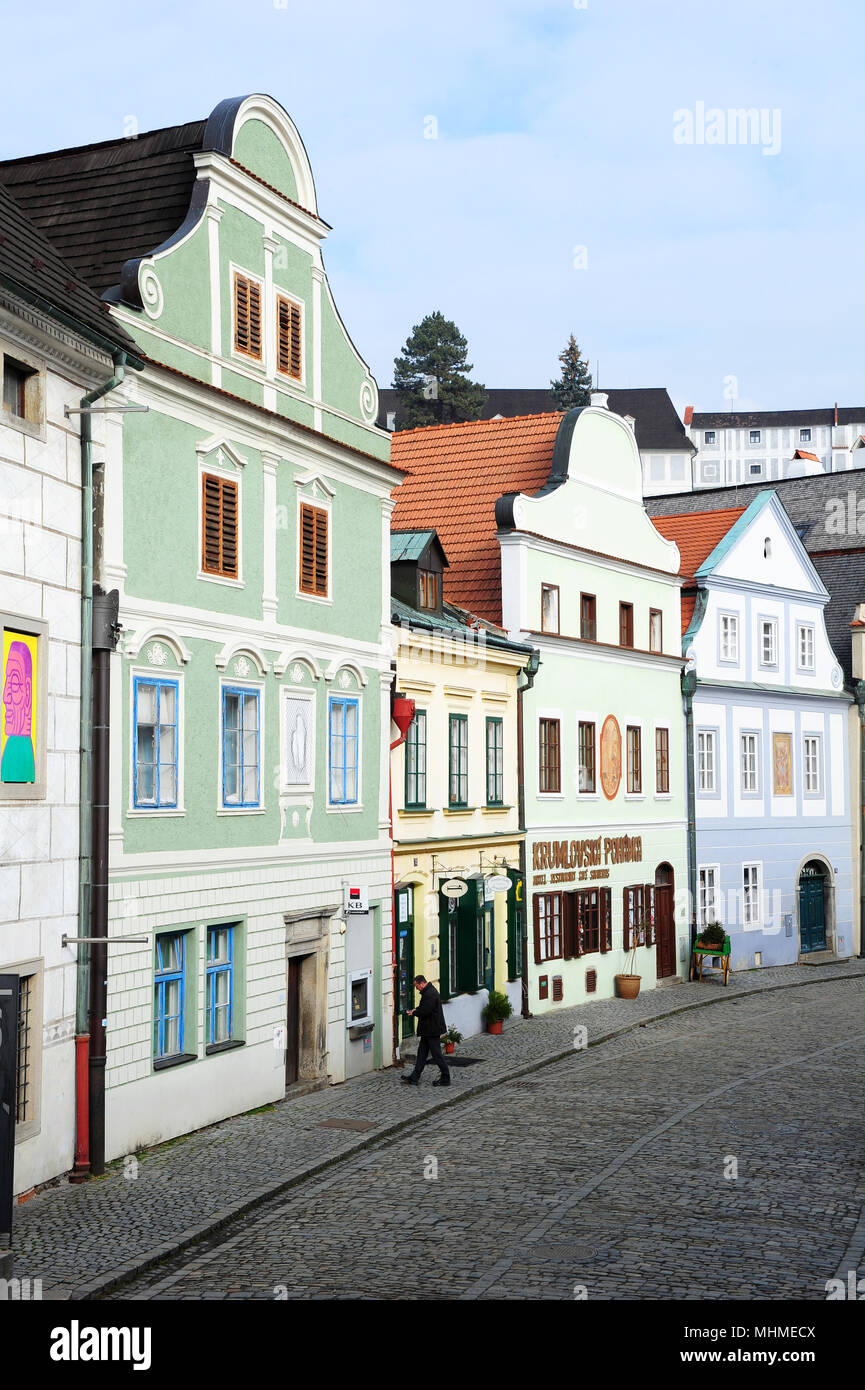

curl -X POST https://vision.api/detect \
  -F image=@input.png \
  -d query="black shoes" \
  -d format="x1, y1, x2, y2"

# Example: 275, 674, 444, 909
401, 1074, 420, 1085
432, 1077, 451, 1087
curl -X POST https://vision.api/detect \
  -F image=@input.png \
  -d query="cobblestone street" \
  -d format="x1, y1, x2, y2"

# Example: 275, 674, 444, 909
87, 970, 865, 1301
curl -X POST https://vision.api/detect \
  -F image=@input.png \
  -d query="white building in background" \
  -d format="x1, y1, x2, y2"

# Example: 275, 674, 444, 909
0, 183, 135, 1193
686, 406, 865, 490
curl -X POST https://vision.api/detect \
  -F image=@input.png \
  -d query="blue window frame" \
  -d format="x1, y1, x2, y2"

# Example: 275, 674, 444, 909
222, 686, 260, 808
133, 678, 178, 808
154, 932, 185, 1059
329, 696, 359, 805
206, 925, 234, 1045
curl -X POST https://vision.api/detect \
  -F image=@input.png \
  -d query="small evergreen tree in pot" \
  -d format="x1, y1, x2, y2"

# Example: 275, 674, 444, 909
481, 989, 513, 1035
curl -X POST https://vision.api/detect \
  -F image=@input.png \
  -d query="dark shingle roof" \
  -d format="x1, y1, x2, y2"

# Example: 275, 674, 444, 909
379, 386, 693, 453
0, 122, 206, 295
693, 408, 865, 429
811, 551, 865, 682
0, 180, 139, 356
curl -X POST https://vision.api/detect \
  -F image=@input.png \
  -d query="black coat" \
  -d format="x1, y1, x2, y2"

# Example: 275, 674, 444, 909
414, 983, 447, 1038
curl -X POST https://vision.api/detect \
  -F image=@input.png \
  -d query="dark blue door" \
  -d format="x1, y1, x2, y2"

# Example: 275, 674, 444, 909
799, 867, 827, 953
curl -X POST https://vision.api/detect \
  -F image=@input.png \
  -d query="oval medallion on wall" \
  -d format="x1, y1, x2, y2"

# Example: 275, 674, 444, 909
600, 715, 622, 800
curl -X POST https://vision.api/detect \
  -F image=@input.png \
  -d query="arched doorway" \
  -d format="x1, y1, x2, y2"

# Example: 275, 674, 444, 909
654, 863, 676, 978
799, 861, 828, 954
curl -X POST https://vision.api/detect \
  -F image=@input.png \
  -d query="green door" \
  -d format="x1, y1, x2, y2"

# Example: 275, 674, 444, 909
395, 887, 415, 1039
799, 866, 827, 953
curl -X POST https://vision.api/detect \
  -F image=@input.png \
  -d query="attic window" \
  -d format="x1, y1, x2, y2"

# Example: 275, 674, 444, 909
419, 570, 438, 611
2, 354, 40, 427
763, 537, 772, 559
233, 273, 263, 361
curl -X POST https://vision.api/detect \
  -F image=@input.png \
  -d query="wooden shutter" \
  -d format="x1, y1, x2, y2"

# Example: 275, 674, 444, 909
562, 893, 575, 960
600, 888, 612, 953
201, 474, 238, 579
234, 274, 262, 360
299, 503, 328, 596
457, 879, 480, 992
623, 886, 631, 952
277, 295, 303, 380
533, 893, 542, 965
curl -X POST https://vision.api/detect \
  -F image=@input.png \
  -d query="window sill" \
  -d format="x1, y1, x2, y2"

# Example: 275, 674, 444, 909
0, 412, 45, 442
198, 571, 245, 590
153, 1052, 197, 1072
401, 806, 435, 815
624, 793, 646, 801
537, 792, 564, 800
654, 792, 673, 800
218, 805, 266, 815
577, 791, 599, 800
326, 802, 364, 813
482, 804, 512, 812
127, 807, 185, 818
295, 590, 333, 607
205, 1038, 246, 1056
445, 805, 475, 814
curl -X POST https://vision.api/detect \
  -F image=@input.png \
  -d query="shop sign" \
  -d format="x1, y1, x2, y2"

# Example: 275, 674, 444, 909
441, 878, 468, 898
532, 834, 643, 887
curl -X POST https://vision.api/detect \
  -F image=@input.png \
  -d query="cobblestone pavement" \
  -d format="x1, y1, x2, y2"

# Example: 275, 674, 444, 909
105, 973, 865, 1301
9, 958, 865, 1299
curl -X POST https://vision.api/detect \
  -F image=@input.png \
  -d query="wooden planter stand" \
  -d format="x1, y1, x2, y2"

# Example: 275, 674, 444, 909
689, 935, 732, 985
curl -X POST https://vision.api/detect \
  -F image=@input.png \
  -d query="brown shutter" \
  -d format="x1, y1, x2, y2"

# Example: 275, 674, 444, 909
277, 296, 303, 380
202, 474, 238, 579
299, 503, 328, 597
533, 894, 542, 965
623, 886, 630, 952
600, 888, 612, 953
234, 274, 262, 360
562, 893, 574, 960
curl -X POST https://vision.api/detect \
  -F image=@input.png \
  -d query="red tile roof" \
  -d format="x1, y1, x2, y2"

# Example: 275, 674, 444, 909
391, 413, 563, 623
651, 506, 746, 633
793, 449, 820, 462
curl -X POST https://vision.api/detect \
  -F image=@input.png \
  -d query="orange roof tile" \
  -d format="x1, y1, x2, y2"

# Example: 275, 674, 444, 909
651, 507, 746, 633
793, 449, 820, 462
391, 413, 563, 623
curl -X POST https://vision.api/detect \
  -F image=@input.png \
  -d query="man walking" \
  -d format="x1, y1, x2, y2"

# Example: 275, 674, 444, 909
401, 975, 450, 1086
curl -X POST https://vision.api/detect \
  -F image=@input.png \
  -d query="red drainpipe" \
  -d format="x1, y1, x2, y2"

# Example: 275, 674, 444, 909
390, 692, 416, 1066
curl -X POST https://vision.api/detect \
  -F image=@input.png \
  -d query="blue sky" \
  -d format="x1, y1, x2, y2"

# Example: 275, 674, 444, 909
2, 0, 862, 412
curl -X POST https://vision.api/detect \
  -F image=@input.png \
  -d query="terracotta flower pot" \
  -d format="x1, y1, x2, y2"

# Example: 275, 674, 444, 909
445, 1041, 455, 1054
487, 1019, 504, 1035
615, 973, 641, 999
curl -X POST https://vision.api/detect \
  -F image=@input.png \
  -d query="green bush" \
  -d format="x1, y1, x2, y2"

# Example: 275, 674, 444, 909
482, 989, 513, 1023
443, 1025, 463, 1044
697, 922, 726, 949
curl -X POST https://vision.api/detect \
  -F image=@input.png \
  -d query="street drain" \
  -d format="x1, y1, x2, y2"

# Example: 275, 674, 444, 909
316, 1119, 379, 1133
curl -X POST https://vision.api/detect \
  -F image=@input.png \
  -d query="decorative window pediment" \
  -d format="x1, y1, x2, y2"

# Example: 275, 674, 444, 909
196, 436, 248, 471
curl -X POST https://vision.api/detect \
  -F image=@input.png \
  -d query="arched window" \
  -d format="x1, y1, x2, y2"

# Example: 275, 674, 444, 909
764, 537, 772, 559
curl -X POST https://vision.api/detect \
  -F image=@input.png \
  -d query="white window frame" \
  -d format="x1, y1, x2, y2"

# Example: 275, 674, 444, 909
740, 731, 761, 796
803, 733, 822, 796
218, 677, 266, 815
229, 262, 267, 373
749, 429, 761, 444
697, 728, 717, 795
197, 453, 245, 590
295, 485, 334, 607
326, 689, 364, 813
719, 612, 739, 664
127, 665, 186, 817
799, 427, 811, 443
274, 288, 307, 390
797, 622, 815, 673
742, 862, 762, 927
704, 430, 716, 445
625, 720, 644, 798
759, 618, 778, 669
698, 866, 720, 929
576, 714, 598, 798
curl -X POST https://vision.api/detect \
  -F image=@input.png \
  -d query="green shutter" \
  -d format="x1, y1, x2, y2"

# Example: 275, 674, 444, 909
507, 874, 524, 980
438, 889, 451, 1000
457, 879, 481, 993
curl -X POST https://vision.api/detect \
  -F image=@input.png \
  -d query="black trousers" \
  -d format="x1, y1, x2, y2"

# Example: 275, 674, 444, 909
410, 1035, 450, 1081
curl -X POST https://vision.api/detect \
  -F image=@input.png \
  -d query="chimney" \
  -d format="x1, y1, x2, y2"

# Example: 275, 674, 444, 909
684, 406, 694, 426
835, 402, 839, 426
851, 604, 865, 680
590, 391, 609, 410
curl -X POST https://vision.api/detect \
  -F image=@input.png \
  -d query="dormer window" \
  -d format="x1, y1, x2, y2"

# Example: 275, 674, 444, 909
419, 570, 438, 610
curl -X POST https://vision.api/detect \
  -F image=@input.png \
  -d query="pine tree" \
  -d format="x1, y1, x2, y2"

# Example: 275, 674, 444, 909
550, 334, 593, 409
392, 311, 486, 428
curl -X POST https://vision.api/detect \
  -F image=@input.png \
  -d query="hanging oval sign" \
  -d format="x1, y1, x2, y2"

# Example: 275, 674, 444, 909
441, 878, 468, 897
485, 875, 513, 893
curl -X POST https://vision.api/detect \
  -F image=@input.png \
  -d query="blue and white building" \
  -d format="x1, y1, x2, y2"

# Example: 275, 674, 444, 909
655, 491, 855, 970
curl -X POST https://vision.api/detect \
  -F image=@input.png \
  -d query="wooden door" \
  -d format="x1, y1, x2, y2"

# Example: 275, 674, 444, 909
285, 956, 300, 1086
654, 864, 676, 978
395, 888, 415, 1040
799, 871, 827, 953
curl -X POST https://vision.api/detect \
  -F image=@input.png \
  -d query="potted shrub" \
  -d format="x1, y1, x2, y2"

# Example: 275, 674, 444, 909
481, 989, 512, 1035
443, 1025, 463, 1055
696, 920, 725, 952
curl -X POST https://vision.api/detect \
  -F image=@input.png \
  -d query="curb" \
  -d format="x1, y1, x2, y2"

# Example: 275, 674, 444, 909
54, 966, 863, 1300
